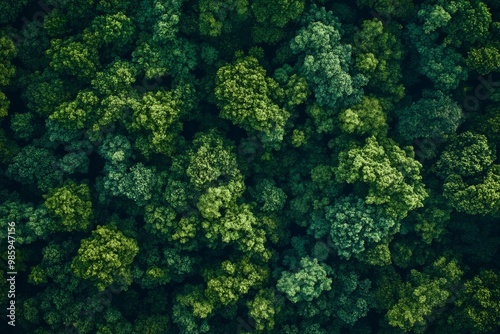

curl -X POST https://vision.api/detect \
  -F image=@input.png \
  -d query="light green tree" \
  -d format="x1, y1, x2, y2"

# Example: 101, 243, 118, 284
277, 257, 332, 303
72, 225, 139, 291
44, 180, 93, 232
335, 136, 428, 220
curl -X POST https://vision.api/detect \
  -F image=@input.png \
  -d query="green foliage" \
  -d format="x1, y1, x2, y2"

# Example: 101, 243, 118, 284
273, 64, 310, 109
101, 162, 157, 206
315, 196, 396, 259
0, 128, 19, 164
144, 205, 197, 244
411, 193, 451, 245
467, 46, 500, 74
277, 257, 332, 303
406, 22, 468, 91
435, 132, 495, 178
353, 19, 405, 106
434, 131, 500, 214
339, 96, 388, 136
44, 181, 93, 232
198, 0, 249, 37
251, 0, 304, 43
3, 2, 500, 333
0, 0, 28, 24
186, 131, 243, 190
448, 270, 500, 333
204, 257, 268, 306
83, 12, 135, 52
0, 200, 52, 244
0, 32, 16, 117
290, 6, 366, 110
246, 289, 276, 331
397, 90, 462, 141
22, 70, 74, 116
132, 38, 197, 80
443, 165, 500, 216
91, 60, 137, 96
50, 90, 99, 130
335, 136, 428, 220
251, 179, 287, 212
329, 268, 372, 326
129, 87, 186, 157
134, 315, 170, 334
10, 112, 36, 140
202, 203, 270, 259
46, 38, 100, 79
443, 0, 492, 47
386, 258, 463, 333
72, 225, 139, 291
215, 55, 290, 146
355, 0, 414, 18
253, 0, 304, 27
7, 145, 63, 192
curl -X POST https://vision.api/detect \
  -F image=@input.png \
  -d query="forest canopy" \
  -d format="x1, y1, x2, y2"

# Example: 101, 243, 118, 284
0, 0, 500, 333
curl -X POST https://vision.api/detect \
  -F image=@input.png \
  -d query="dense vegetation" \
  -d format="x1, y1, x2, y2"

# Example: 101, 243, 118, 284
0, 0, 499, 333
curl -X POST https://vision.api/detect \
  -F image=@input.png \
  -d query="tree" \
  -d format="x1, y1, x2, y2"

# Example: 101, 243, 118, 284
0, 128, 19, 165
201, 203, 269, 259
246, 289, 276, 331
386, 258, 463, 333
355, 0, 414, 19
144, 204, 198, 245
467, 46, 500, 74
308, 196, 396, 259
91, 60, 137, 96
6, 145, 63, 192
435, 132, 495, 178
72, 225, 139, 291
0, 32, 16, 117
43, 180, 93, 232
198, 0, 249, 37
441, 0, 492, 48
277, 257, 332, 303
250, 0, 304, 44
46, 38, 100, 79
338, 96, 388, 137
22, 70, 75, 116
204, 257, 268, 306
134, 315, 171, 334
397, 90, 462, 141
128, 87, 187, 157
290, 6, 366, 110
186, 131, 243, 190
0, 0, 28, 24
272, 64, 310, 110
132, 38, 197, 80
83, 12, 135, 53
335, 136, 428, 220
443, 165, 500, 216
327, 266, 372, 326
0, 200, 53, 245
353, 19, 405, 107
215, 54, 290, 147
446, 270, 500, 333
250, 179, 287, 213
406, 22, 468, 91
173, 285, 212, 332
5, 1, 500, 333
100, 162, 158, 207
10, 112, 38, 140
134, 239, 199, 288
50, 90, 99, 130
411, 193, 451, 245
